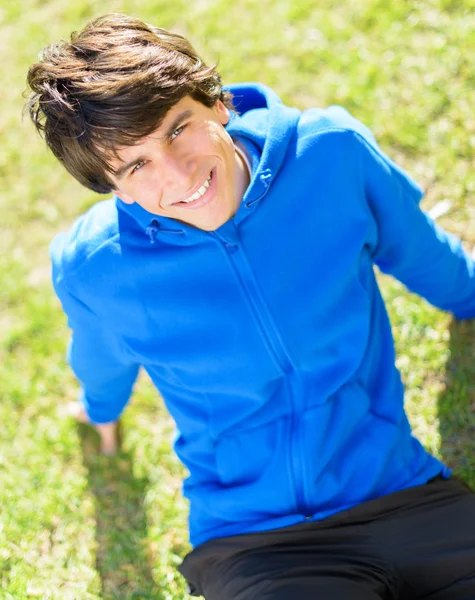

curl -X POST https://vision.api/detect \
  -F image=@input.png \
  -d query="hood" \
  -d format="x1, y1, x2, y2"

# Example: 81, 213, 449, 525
117, 83, 300, 242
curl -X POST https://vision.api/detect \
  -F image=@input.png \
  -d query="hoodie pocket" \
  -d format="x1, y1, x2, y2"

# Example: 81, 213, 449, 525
302, 379, 411, 510
215, 417, 286, 487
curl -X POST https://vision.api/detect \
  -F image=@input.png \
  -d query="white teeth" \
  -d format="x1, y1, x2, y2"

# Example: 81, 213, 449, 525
180, 173, 212, 204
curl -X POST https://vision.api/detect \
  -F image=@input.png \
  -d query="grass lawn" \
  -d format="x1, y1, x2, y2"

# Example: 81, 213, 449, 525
1, 0, 474, 597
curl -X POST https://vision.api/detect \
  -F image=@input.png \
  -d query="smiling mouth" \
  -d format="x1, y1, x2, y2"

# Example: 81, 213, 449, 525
173, 171, 214, 206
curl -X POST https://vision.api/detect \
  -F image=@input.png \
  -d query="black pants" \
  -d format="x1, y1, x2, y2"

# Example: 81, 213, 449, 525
180, 477, 475, 599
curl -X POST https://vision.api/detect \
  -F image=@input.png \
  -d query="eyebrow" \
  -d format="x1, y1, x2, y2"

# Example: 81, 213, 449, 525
113, 109, 194, 180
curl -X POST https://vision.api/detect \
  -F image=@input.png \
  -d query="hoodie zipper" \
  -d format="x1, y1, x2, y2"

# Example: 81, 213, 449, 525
215, 222, 312, 518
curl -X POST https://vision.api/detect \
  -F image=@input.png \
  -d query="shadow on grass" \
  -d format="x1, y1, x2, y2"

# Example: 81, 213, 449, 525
438, 318, 475, 488
78, 422, 162, 600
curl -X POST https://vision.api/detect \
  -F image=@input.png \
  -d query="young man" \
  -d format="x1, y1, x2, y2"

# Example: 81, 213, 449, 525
27, 13, 475, 600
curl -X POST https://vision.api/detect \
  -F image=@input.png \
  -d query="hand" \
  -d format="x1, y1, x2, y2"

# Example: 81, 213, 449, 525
68, 401, 120, 455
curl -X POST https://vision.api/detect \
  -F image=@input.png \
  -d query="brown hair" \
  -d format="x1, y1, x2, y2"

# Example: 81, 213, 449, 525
26, 13, 234, 194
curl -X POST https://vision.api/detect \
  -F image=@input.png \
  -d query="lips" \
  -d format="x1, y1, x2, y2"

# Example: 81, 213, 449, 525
179, 172, 213, 204
171, 168, 217, 210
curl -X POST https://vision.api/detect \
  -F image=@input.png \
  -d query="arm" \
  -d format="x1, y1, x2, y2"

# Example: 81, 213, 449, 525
51, 240, 140, 452
352, 129, 475, 319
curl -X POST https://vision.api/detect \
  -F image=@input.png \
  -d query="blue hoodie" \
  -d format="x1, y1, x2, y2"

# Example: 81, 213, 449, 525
51, 83, 475, 548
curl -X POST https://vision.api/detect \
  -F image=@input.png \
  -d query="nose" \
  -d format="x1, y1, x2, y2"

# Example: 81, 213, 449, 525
159, 150, 196, 192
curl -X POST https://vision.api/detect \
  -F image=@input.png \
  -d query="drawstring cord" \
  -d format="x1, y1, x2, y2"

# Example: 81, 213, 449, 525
145, 219, 186, 243
146, 219, 160, 244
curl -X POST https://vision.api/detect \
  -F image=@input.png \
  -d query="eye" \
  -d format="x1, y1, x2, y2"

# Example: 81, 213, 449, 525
131, 160, 147, 175
170, 124, 186, 142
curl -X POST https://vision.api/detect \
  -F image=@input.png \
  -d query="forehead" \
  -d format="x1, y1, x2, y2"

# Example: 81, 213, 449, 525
123, 96, 198, 148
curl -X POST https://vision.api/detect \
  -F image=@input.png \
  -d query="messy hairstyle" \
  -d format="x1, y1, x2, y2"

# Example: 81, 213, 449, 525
26, 13, 234, 193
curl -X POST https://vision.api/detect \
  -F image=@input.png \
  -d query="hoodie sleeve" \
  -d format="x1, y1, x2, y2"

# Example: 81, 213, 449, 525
351, 129, 475, 319
51, 239, 140, 424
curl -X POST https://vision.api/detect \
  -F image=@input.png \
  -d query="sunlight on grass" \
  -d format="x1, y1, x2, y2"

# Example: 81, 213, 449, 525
1, 0, 474, 597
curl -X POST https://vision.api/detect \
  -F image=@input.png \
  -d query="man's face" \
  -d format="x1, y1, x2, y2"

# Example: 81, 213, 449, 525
109, 96, 247, 231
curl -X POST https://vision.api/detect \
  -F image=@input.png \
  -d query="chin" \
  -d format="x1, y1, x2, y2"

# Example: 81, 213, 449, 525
199, 221, 223, 232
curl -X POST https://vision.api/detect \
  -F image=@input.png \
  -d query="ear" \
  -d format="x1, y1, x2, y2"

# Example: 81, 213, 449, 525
214, 99, 230, 125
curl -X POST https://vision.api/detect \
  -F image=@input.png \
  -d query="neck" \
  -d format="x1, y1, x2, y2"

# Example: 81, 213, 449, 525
233, 141, 251, 210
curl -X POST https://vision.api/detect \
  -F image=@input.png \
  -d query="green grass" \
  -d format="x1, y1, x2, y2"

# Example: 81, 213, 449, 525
1, 0, 475, 597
